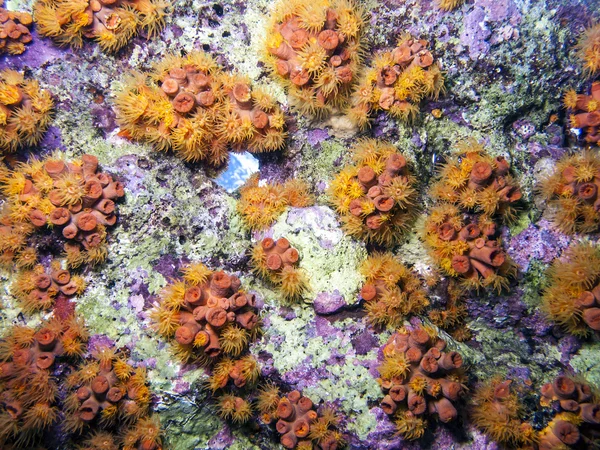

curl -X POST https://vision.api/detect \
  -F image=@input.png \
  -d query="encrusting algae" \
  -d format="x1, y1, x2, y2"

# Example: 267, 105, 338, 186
348, 34, 444, 128
114, 52, 287, 167
263, 0, 365, 116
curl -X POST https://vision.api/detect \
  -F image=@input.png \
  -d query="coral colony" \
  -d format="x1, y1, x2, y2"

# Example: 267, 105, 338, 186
3, 0, 600, 448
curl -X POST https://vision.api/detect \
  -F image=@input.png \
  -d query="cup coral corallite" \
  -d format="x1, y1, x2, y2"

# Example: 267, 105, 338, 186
348, 35, 444, 128
263, 0, 365, 116
114, 52, 286, 167
563, 82, 600, 144
538, 150, 600, 234
542, 241, 600, 336
328, 139, 418, 246
358, 252, 429, 329
375, 326, 466, 440
576, 23, 600, 77
0, 70, 54, 154
0, 8, 33, 55
33, 0, 169, 52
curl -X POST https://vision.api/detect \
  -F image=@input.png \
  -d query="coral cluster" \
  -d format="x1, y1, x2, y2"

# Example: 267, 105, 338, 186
576, 23, 600, 77
0, 8, 33, 55
258, 389, 344, 449
435, 0, 465, 11
471, 378, 536, 448
423, 204, 517, 292
563, 82, 600, 144
151, 262, 261, 364
0, 70, 54, 153
542, 241, 600, 337
33, 0, 168, 52
539, 375, 600, 449
263, 0, 364, 115
376, 326, 466, 440
11, 260, 86, 313
115, 52, 286, 166
250, 237, 308, 302
429, 140, 522, 221
348, 35, 444, 127
358, 252, 428, 329
538, 150, 600, 234
328, 139, 418, 246
237, 175, 314, 231
0, 316, 88, 447
0, 153, 125, 269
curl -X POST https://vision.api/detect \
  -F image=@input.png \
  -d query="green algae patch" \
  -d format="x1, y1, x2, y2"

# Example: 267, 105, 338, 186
571, 343, 600, 388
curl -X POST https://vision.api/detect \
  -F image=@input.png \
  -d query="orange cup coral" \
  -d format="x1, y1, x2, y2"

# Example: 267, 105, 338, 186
237, 175, 314, 231
0, 154, 125, 269
328, 139, 418, 246
429, 139, 522, 222
376, 326, 466, 441
423, 204, 517, 292
537, 150, 600, 234
542, 241, 600, 337
348, 34, 444, 128
471, 378, 536, 448
151, 262, 261, 364
0, 70, 54, 154
0, 315, 88, 447
563, 82, 600, 145
0, 8, 33, 55
263, 0, 365, 116
250, 237, 309, 302
576, 23, 600, 77
358, 252, 429, 329
114, 52, 286, 166
33, 0, 169, 52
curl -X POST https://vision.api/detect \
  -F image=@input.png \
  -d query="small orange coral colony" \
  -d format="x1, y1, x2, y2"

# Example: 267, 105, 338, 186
63, 344, 152, 435
250, 237, 308, 301
423, 204, 517, 292
563, 82, 600, 144
0, 154, 125, 269
542, 241, 600, 337
359, 252, 428, 328
0, 70, 54, 154
348, 35, 444, 128
0, 316, 88, 447
263, 0, 364, 115
471, 378, 536, 448
151, 262, 261, 363
11, 259, 86, 313
258, 389, 344, 449
538, 375, 600, 449
435, 0, 466, 11
328, 139, 418, 246
376, 326, 466, 441
115, 52, 286, 166
576, 23, 600, 77
538, 150, 600, 234
0, 8, 33, 55
430, 140, 522, 221
237, 175, 314, 231
33, 0, 168, 52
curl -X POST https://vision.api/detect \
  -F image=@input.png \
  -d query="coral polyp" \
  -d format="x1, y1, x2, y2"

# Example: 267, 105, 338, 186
0, 70, 54, 153
0, 8, 33, 55
429, 140, 522, 221
348, 35, 444, 128
114, 52, 286, 166
376, 326, 466, 440
576, 23, 600, 77
359, 252, 429, 329
250, 237, 309, 302
563, 82, 600, 144
538, 150, 600, 234
542, 241, 600, 337
328, 139, 418, 246
263, 0, 365, 115
237, 175, 314, 231
33, 0, 169, 52
423, 204, 517, 292
151, 262, 261, 363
